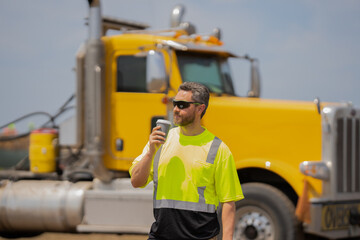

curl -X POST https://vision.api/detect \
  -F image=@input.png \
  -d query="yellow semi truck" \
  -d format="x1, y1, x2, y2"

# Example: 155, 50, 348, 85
0, 1, 359, 239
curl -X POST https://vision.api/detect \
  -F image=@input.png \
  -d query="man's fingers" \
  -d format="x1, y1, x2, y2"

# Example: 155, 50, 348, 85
150, 128, 166, 144
152, 126, 161, 132
151, 134, 165, 143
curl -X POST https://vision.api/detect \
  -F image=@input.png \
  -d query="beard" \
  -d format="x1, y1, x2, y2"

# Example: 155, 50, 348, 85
173, 110, 196, 126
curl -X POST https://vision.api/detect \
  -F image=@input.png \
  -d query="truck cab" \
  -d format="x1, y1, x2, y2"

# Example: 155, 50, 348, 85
100, 33, 241, 172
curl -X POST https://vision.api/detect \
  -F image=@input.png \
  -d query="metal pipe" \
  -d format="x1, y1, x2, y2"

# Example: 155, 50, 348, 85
76, 43, 86, 146
248, 59, 261, 98
88, 0, 102, 40
84, 0, 113, 182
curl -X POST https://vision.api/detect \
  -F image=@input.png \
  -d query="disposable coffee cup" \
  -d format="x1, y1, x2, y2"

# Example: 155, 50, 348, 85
156, 119, 172, 140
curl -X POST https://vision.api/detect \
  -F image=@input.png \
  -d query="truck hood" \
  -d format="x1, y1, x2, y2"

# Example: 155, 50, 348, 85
203, 96, 323, 170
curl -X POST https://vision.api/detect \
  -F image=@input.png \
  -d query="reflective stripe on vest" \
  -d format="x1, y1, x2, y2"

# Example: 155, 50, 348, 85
206, 137, 222, 164
153, 137, 222, 213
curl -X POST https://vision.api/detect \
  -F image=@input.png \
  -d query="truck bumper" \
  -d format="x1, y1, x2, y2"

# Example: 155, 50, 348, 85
304, 200, 360, 239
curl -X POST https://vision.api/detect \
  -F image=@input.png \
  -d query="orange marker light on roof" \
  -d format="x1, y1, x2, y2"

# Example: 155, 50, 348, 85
174, 31, 183, 38
208, 36, 220, 45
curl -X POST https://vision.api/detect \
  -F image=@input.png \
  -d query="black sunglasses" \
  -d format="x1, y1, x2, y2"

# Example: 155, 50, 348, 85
172, 100, 202, 109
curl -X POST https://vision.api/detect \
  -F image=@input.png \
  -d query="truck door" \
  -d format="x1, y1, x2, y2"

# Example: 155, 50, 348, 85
104, 52, 167, 171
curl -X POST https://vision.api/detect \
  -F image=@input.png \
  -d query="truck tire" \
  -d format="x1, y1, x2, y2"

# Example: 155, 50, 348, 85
234, 182, 301, 240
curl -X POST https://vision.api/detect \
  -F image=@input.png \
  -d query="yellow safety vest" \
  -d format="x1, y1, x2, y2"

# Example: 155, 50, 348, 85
131, 127, 243, 213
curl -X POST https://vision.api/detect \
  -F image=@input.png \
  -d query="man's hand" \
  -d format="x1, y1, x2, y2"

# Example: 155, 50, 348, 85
148, 125, 166, 154
222, 201, 236, 240
130, 126, 165, 188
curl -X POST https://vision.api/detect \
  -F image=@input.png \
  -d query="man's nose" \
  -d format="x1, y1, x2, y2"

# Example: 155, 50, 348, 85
173, 105, 180, 112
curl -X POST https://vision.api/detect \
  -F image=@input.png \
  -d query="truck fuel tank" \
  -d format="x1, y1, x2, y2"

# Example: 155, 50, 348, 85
0, 180, 92, 232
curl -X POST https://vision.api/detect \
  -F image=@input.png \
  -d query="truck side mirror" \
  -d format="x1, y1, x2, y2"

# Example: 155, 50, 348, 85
247, 60, 261, 98
146, 50, 167, 93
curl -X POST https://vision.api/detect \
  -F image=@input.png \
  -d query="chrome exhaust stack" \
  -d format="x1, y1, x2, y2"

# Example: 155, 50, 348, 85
84, 0, 113, 182
170, 5, 196, 35
170, 5, 185, 28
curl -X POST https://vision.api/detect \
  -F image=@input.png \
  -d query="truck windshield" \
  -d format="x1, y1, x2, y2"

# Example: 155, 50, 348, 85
176, 51, 235, 95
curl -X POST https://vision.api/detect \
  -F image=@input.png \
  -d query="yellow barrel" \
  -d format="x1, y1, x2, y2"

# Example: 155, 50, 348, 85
29, 128, 58, 173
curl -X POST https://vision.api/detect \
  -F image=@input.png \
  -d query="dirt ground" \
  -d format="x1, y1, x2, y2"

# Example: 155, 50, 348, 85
0, 233, 148, 240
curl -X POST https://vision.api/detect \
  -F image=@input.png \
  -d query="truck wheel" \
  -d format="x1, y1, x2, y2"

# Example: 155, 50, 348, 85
234, 182, 301, 240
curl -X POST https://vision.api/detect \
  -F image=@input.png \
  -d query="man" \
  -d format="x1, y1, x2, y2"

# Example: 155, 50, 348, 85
130, 82, 243, 240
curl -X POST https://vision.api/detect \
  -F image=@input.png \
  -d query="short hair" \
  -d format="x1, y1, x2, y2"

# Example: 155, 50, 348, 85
178, 82, 210, 118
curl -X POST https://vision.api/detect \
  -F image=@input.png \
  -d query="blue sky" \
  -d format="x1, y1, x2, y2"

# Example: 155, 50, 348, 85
0, 0, 359, 132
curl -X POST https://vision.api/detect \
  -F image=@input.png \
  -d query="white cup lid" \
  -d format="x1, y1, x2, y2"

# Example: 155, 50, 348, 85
156, 119, 171, 125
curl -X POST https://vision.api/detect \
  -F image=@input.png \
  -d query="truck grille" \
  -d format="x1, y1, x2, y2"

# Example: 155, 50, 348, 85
336, 117, 360, 193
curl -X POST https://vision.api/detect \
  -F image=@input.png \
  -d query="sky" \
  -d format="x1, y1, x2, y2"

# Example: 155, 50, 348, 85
0, 0, 359, 132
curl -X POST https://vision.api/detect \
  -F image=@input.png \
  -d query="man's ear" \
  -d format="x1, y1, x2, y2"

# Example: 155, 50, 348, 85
198, 104, 205, 114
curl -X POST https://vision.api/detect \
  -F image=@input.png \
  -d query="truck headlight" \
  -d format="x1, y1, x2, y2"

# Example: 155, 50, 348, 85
300, 161, 330, 180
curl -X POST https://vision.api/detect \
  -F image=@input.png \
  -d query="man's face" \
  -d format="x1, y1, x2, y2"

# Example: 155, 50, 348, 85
173, 90, 197, 126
